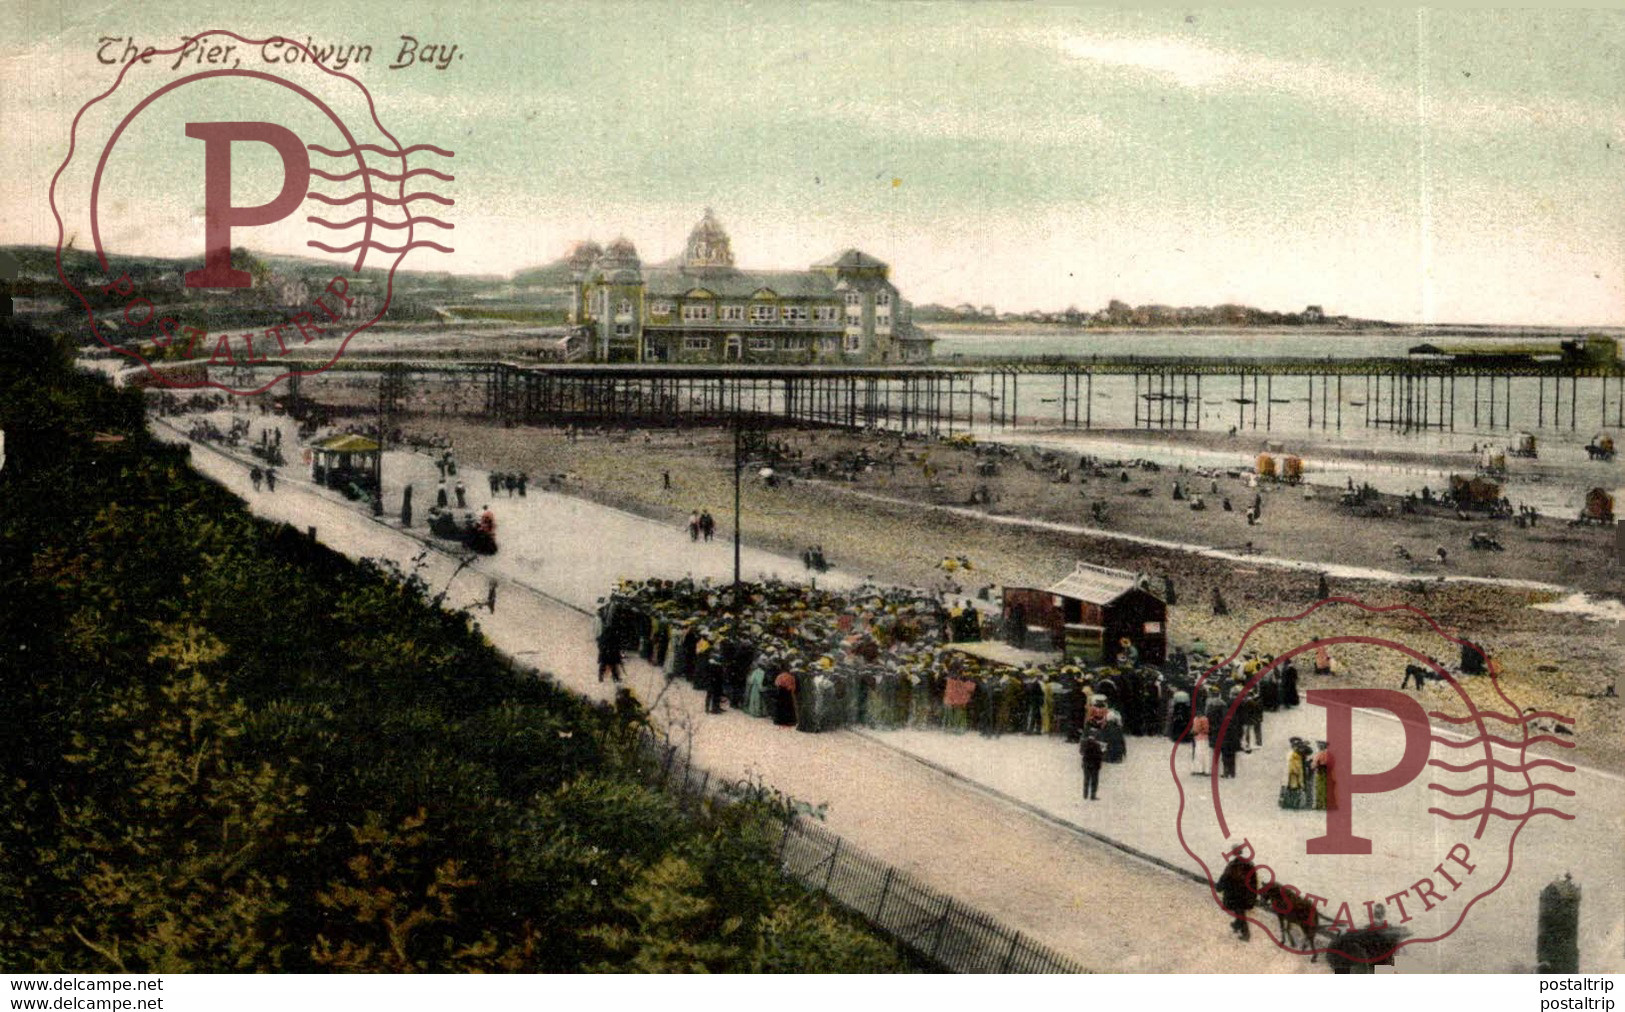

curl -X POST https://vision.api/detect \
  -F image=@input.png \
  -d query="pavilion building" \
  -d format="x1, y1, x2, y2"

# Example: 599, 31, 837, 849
567, 210, 936, 364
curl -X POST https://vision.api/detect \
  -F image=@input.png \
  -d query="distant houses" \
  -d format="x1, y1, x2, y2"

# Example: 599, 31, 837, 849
912, 300, 1349, 328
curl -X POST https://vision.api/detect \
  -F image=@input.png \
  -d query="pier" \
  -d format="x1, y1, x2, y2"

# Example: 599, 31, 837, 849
230, 352, 1625, 437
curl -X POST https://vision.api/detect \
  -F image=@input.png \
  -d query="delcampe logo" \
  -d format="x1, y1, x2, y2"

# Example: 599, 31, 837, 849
1171, 597, 1576, 966
50, 29, 455, 395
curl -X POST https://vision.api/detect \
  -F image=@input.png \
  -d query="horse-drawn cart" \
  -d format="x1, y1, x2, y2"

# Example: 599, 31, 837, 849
1578, 488, 1616, 526
1325, 924, 1411, 973
1586, 434, 1616, 461
427, 507, 498, 554
1449, 473, 1503, 511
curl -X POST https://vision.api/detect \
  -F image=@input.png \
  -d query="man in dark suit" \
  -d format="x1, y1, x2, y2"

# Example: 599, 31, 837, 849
1080, 731, 1104, 801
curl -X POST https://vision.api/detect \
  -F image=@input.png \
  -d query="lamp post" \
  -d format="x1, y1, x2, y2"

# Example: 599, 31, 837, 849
733, 416, 742, 593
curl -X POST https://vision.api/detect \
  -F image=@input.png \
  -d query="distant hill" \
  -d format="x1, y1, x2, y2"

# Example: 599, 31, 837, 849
5, 244, 502, 293
913, 299, 1367, 328
510, 257, 575, 289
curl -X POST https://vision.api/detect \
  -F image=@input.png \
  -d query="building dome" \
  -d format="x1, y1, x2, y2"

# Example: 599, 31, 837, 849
566, 240, 604, 277
593, 237, 642, 284
604, 236, 639, 261
684, 208, 734, 269
568, 239, 603, 263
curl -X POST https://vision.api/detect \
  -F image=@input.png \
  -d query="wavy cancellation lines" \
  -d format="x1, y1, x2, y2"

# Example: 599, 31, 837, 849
1424, 707, 1577, 828
304, 141, 455, 257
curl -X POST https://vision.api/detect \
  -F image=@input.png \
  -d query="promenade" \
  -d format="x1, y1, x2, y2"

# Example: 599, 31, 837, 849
157, 418, 1624, 973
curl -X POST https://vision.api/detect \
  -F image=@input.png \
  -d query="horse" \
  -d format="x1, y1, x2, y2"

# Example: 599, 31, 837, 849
1260, 882, 1321, 960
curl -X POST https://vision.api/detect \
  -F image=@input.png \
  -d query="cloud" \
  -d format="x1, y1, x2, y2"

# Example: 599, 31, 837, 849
1042, 30, 1625, 143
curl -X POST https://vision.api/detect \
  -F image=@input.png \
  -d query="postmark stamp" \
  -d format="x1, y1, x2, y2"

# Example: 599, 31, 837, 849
50, 29, 455, 396
1171, 596, 1577, 966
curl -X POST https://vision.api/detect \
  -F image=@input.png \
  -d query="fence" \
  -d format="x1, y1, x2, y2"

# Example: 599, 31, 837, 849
643, 733, 1085, 974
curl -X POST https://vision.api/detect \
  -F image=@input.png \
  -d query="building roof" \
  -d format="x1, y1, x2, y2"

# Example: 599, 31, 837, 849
813, 248, 888, 270
643, 267, 836, 299
1046, 562, 1151, 606
313, 433, 380, 453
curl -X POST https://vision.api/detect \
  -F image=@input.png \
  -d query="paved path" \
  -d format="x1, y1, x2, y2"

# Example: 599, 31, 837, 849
159, 418, 1624, 973
157, 418, 1312, 973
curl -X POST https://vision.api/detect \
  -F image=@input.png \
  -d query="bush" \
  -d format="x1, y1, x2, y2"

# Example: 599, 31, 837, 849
0, 317, 908, 973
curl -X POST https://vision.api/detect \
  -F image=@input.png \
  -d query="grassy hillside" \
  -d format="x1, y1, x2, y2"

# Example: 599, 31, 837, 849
0, 316, 907, 973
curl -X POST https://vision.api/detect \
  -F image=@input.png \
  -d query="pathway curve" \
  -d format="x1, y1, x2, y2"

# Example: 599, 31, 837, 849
158, 419, 1625, 972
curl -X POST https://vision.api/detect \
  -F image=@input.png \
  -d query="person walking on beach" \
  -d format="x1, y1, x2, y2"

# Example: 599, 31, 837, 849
1080, 730, 1104, 801
688, 511, 701, 541
486, 578, 498, 614
250, 465, 263, 492
700, 511, 715, 542
1190, 710, 1211, 776
1218, 855, 1258, 941
455, 480, 467, 509
662, 469, 671, 490
1281, 657, 1300, 707
489, 471, 501, 497
517, 472, 528, 497
597, 627, 624, 683
265, 468, 277, 492
1219, 697, 1244, 778
436, 480, 448, 508
704, 651, 727, 714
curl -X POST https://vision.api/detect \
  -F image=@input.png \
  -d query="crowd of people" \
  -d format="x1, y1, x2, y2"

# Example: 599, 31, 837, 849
489, 470, 530, 497
594, 577, 1336, 803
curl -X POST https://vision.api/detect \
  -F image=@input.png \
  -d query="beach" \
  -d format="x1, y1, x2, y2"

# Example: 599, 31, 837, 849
395, 417, 1625, 776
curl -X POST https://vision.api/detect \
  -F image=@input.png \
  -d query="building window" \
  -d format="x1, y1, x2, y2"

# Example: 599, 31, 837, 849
682, 304, 712, 322
748, 336, 776, 351
615, 323, 633, 337
876, 291, 891, 307
846, 311, 862, 326
650, 301, 673, 316
876, 312, 891, 327
721, 305, 744, 322
814, 305, 837, 323
820, 337, 839, 352
843, 333, 862, 352
781, 305, 809, 324
784, 336, 809, 351
616, 300, 633, 316
750, 304, 776, 324
844, 291, 862, 307
683, 336, 711, 351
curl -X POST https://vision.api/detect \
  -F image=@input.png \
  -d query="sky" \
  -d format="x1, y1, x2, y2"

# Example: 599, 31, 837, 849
4, 3, 1625, 325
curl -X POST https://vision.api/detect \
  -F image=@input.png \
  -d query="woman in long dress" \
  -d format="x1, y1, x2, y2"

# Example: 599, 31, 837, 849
1284, 739, 1305, 807
1102, 709, 1127, 763
745, 662, 769, 718
1191, 713, 1211, 775
1313, 742, 1332, 810
772, 670, 798, 727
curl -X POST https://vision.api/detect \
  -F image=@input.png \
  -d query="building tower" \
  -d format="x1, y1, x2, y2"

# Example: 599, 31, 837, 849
565, 239, 603, 324
590, 237, 644, 362
684, 208, 735, 270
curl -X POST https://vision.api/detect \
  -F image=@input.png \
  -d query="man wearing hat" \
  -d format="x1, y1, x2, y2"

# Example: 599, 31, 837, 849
1117, 637, 1139, 668
1080, 729, 1104, 801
